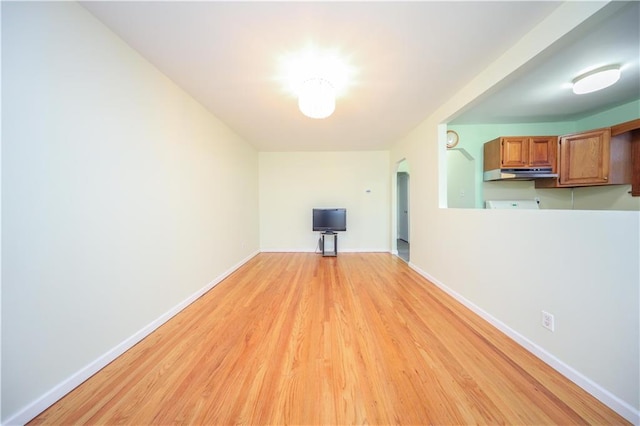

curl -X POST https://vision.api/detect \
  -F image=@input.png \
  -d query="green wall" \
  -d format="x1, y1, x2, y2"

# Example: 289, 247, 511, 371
576, 99, 640, 131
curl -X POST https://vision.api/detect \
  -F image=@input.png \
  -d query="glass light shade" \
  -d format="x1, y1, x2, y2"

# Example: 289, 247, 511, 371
572, 67, 621, 95
298, 78, 336, 119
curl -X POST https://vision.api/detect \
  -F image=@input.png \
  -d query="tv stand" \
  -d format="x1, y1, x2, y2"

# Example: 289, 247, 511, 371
321, 232, 337, 257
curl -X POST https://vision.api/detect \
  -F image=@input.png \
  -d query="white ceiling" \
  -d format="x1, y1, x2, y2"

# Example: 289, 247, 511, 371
81, 1, 638, 152
451, 1, 640, 124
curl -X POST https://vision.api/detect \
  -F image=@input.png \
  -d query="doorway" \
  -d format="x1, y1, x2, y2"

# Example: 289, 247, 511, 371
396, 160, 410, 262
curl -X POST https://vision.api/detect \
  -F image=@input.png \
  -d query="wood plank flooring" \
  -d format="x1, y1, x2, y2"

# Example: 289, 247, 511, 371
31, 253, 629, 425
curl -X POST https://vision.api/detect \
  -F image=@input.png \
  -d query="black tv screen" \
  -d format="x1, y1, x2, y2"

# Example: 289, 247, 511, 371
312, 208, 346, 232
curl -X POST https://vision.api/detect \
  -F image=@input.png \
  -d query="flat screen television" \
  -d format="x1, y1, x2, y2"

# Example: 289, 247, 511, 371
312, 208, 346, 232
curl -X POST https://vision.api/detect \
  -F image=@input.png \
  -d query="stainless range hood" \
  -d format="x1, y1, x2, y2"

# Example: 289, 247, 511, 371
483, 167, 558, 181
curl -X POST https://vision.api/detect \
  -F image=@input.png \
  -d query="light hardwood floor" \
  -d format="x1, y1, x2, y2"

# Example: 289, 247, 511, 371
31, 253, 629, 425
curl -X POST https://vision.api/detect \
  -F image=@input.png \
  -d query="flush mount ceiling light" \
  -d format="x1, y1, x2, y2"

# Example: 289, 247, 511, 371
280, 47, 353, 119
572, 65, 621, 95
298, 77, 336, 119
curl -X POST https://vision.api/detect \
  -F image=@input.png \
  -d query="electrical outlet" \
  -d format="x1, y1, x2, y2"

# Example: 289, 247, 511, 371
542, 311, 555, 332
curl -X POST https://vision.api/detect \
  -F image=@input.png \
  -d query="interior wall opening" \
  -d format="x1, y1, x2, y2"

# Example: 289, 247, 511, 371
396, 159, 410, 262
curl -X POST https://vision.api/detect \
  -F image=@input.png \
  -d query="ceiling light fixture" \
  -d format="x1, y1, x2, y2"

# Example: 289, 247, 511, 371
572, 65, 621, 95
279, 46, 353, 119
298, 77, 336, 119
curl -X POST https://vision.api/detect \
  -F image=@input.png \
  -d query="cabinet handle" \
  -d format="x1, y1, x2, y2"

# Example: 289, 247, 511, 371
604, 176, 608, 180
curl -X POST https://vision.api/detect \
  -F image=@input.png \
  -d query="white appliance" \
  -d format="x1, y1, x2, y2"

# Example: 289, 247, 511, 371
485, 200, 539, 209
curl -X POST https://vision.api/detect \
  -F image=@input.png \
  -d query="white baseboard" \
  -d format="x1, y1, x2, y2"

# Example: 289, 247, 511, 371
408, 262, 640, 425
260, 248, 315, 253
339, 248, 390, 253
3, 251, 260, 426
259, 248, 391, 253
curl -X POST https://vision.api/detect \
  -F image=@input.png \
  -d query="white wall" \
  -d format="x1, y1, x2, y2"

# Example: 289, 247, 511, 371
1, 2, 259, 423
392, 2, 639, 423
259, 151, 390, 252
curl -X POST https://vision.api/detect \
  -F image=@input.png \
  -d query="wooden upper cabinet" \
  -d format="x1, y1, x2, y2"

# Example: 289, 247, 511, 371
559, 129, 609, 185
483, 136, 556, 171
501, 137, 528, 167
536, 126, 632, 189
612, 118, 640, 196
529, 136, 556, 168
631, 129, 640, 196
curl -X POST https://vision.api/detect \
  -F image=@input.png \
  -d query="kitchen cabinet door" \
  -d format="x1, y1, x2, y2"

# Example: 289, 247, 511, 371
528, 136, 556, 169
501, 137, 528, 168
559, 129, 610, 186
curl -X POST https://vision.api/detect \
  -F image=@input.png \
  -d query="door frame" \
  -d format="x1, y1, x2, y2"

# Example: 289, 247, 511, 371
394, 159, 410, 259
